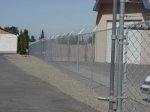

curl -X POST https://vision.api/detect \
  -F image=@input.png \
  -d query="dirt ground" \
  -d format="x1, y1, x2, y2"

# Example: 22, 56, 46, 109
0, 54, 101, 112
5, 54, 108, 112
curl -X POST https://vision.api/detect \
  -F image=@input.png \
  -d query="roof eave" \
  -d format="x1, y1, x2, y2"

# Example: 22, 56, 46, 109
93, 0, 101, 11
93, 0, 150, 11
0, 28, 17, 35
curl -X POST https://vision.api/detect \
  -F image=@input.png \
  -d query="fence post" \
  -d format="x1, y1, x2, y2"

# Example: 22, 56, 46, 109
90, 27, 97, 89
77, 34, 80, 73
67, 34, 70, 62
50, 36, 54, 61
77, 29, 85, 73
67, 31, 73, 62
56, 35, 60, 61
44, 38, 47, 61
109, 0, 118, 111
84, 40, 87, 62
55, 35, 58, 61
122, 27, 128, 112
52, 36, 55, 61
117, 0, 125, 112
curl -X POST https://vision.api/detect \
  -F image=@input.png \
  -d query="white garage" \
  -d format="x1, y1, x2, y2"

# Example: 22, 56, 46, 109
0, 28, 18, 53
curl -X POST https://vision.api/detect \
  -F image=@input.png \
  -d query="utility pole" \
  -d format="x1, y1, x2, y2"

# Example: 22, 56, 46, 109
117, 0, 125, 112
109, 0, 117, 111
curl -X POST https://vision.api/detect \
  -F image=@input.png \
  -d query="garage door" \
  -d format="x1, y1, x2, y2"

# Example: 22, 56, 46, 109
0, 34, 17, 53
106, 21, 141, 64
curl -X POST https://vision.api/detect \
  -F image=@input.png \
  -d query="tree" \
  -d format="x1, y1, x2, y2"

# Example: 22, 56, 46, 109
39, 29, 45, 39
30, 35, 36, 42
18, 31, 26, 54
17, 30, 30, 54
24, 29, 29, 49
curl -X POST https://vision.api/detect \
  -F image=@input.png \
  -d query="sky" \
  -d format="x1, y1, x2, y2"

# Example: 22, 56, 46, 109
0, 0, 96, 38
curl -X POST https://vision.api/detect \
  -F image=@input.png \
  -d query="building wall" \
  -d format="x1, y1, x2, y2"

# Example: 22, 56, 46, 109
95, 3, 144, 62
0, 29, 18, 53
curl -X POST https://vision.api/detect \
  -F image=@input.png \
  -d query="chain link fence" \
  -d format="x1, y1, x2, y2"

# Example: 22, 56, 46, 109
30, 29, 111, 98
123, 21, 150, 112
29, 21, 150, 112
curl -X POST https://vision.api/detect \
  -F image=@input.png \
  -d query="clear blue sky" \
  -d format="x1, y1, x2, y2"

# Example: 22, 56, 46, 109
0, 0, 96, 38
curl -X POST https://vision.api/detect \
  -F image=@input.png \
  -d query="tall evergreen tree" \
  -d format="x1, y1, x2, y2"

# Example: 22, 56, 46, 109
24, 29, 29, 49
19, 31, 25, 54
39, 30, 45, 39
17, 30, 30, 54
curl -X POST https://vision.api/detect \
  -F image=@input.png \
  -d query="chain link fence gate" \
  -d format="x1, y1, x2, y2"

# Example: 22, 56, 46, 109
122, 21, 150, 112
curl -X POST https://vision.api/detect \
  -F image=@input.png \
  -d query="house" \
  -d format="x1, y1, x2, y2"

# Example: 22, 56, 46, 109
93, 0, 150, 63
0, 28, 18, 53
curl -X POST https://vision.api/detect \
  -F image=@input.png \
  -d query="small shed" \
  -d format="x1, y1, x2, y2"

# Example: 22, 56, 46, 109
0, 28, 18, 53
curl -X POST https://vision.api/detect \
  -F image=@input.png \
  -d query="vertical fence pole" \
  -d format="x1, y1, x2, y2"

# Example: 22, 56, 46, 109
90, 27, 97, 89
109, 0, 117, 111
122, 27, 128, 112
44, 38, 47, 60
68, 35, 70, 62
115, 29, 119, 99
66, 35, 70, 62
55, 36, 57, 61
61, 33, 66, 61
77, 34, 80, 73
77, 29, 85, 73
41, 39, 42, 58
90, 32, 94, 89
67, 31, 73, 62
49, 36, 51, 61
117, 0, 125, 112
50, 36, 54, 61
56, 35, 60, 61
52, 36, 55, 61
42, 39, 44, 58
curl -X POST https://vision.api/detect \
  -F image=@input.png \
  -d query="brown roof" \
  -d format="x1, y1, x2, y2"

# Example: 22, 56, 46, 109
0, 28, 17, 35
93, 0, 144, 11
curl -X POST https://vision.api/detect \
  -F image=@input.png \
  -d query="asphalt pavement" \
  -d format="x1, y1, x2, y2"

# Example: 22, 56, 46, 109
0, 54, 99, 112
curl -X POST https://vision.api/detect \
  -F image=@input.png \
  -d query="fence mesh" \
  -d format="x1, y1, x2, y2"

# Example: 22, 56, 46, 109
124, 21, 150, 112
29, 30, 111, 98
29, 21, 150, 112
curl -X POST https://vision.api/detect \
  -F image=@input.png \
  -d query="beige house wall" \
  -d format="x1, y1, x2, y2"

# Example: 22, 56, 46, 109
95, 3, 144, 62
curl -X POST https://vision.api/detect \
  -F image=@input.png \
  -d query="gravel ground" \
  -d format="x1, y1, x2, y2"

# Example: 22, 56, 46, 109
5, 54, 108, 112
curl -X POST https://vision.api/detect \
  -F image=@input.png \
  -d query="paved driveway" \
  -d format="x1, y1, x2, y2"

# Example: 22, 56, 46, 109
0, 54, 99, 112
